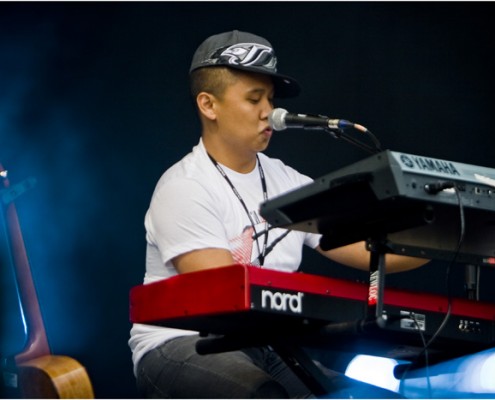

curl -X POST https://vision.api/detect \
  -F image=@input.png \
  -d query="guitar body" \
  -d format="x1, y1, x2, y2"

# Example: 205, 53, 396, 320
1, 165, 94, 398
17, 355, 94, 398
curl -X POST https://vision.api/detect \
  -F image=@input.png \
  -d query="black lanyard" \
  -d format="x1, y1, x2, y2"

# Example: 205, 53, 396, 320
207, 153, 269, 266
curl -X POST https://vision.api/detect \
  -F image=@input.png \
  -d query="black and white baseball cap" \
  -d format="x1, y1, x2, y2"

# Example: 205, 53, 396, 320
190, 30, 301, 98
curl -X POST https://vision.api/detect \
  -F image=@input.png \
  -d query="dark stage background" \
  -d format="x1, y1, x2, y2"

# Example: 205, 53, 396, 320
1, 2, 494, 398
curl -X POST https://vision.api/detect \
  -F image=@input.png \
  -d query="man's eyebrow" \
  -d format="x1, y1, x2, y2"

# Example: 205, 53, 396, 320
246, 88, 274, 96
247, 88, 265, 94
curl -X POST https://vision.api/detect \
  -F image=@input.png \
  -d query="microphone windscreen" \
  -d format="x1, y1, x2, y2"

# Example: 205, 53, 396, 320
268, 108, 288, 131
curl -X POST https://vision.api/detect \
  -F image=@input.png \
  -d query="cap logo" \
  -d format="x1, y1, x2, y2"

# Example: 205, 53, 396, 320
214, 43, 277, 71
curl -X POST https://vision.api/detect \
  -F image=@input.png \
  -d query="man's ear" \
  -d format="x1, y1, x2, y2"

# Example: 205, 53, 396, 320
196, 92, 217, 121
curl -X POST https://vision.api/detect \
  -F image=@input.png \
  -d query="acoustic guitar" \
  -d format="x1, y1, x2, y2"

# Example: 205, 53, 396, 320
1, 164, 94, 398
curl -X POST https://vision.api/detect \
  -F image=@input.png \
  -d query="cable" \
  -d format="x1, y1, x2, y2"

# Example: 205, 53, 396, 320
327, 126, 382, 155
411, 312, 432, 397
399, 185, 465, 393
350, 123, 383, 153
426, 187, 465, 345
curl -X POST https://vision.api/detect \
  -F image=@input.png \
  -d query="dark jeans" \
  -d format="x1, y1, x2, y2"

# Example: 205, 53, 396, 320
136, 335, 311, 398
136, 335, 403, 399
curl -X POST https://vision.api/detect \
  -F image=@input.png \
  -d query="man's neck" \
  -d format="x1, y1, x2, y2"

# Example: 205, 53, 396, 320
203, 137, 257, 174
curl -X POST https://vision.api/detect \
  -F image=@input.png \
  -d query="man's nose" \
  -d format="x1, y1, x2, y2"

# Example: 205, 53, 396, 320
260, 98, 274, 118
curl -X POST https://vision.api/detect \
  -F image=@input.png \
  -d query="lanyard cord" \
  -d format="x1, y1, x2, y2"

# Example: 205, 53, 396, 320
207, 153, 269, 266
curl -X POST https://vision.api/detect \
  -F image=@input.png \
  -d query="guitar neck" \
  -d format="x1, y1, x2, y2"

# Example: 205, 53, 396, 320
1, 167, 50, 363
1, 165, 95, 399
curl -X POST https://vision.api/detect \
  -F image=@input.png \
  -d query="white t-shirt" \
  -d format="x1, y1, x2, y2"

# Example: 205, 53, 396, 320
129, 139, 321, 374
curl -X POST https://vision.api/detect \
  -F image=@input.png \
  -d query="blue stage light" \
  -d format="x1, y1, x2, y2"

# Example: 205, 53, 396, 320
345, 354, 403, 393
398, 348, 495, 398
344, 349, 495, 398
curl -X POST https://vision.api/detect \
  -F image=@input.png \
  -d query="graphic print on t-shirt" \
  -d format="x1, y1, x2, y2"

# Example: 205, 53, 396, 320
229, 225, 255, 265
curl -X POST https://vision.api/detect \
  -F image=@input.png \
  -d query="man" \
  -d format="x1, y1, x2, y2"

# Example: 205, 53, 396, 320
129, 30, 427, 398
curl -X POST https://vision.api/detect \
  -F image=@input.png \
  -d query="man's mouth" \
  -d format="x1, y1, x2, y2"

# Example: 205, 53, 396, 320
262, 127, 273, 137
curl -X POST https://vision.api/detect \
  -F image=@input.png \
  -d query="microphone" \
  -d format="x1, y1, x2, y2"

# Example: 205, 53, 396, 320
269, 108, 382, 154
268, 108, 368, 133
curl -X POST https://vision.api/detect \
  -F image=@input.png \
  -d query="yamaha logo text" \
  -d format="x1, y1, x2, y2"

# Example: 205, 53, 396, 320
400, 154, 461, 176
261, 290, 304, 313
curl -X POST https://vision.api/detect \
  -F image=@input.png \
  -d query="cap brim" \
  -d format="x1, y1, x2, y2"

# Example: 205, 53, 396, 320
219, 64, 301, 98
272, 74, 301, 98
